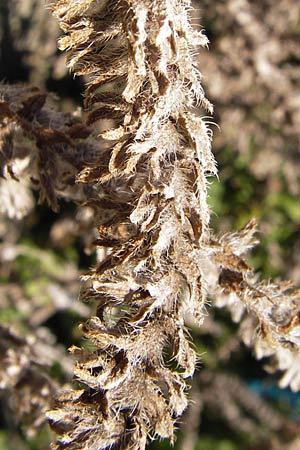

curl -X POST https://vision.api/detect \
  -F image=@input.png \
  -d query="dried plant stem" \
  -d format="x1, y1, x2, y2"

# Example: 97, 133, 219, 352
47, 0, 216, 448
45, 1, 300, 449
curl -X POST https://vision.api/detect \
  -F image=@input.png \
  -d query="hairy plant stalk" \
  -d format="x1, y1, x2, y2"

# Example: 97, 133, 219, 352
44, 0, 300, 449
47, 0, 216, 448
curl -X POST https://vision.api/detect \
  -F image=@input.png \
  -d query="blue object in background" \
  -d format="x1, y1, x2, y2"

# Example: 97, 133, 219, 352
247, 379, 300, 418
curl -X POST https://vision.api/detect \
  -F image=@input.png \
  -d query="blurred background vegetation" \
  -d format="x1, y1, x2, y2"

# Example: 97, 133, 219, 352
0, 0, 300, 449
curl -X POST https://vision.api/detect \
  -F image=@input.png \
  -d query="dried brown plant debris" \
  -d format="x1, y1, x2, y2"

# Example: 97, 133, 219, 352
0, 242, 85, 437
0, 0, 64, 85
192, 0, 300, 284
0, 324, 69, 438
210, 221, 300, 392
0, 84, 100, 214
199, 0, 300, 194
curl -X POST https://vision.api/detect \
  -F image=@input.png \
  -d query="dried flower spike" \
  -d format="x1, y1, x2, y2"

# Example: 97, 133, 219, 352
46, 1, 300, 449
47, 0, 216, 448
